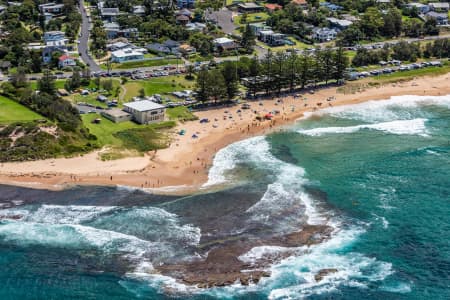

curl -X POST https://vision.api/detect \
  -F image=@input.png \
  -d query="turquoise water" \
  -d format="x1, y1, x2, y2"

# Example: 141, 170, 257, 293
0, 95, 449, 299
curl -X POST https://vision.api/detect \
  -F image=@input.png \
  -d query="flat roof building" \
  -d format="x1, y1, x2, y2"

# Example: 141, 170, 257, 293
123, 100, 166, 124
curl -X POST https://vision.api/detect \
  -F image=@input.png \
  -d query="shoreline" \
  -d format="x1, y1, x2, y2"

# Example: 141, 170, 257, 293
1, 73, 449, 193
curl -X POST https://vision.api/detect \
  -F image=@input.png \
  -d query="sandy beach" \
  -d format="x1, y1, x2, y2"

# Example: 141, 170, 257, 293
1, 73, 449, 191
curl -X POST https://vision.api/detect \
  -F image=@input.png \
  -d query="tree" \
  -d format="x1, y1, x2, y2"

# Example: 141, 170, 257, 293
241, 24, 256, 53
195, 67, 209, 103
30, 51, 42, 73
333, 47, 349, 82
139, 88, 145, 98
382, 8, 402, 38
359, 7, 384, 39
185, 64, 195, 80
206, 69, 227, 104
221, 61, 239, 100
10, 67, 28, 89
38, 69, 56, 95
102, 79, 113, 93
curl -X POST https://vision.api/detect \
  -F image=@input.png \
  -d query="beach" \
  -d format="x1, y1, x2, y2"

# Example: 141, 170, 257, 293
1, 73, 449, 191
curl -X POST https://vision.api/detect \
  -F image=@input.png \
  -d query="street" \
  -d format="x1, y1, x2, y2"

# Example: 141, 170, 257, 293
78, 2, 101, 72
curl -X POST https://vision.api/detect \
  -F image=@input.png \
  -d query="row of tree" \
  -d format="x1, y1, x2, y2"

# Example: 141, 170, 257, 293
352, 39, 450, 66
195, 47, 349, 103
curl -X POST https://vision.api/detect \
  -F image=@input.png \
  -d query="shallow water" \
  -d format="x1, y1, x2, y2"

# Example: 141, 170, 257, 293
1, 94, 449, 299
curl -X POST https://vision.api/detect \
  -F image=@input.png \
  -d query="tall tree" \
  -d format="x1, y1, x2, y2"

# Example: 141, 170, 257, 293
221, 62, 239, 100
38, 69, 56, 95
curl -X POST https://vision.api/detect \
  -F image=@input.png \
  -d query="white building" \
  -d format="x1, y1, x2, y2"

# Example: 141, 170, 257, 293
111, 48, 145, 63
213, 37, 238, 51
312, 28, 337, 42
123, 100, 166, 124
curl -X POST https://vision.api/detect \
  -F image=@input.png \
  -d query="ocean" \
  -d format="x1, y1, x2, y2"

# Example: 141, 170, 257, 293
0, 94, 449, 299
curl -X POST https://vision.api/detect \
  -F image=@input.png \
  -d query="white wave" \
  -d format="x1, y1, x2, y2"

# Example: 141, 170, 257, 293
22, 205, 116, 224
380, 282, 412, 293
204, 136, 267, 186
265, 227, 394, 299
298, 118, 428, 137
303, 94, 450, 123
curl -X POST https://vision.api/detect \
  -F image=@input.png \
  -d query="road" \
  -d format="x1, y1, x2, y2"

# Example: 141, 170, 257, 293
78, 2, 101, 72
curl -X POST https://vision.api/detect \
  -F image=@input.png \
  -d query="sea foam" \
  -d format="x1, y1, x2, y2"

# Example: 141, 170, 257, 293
298, 118, 429, 137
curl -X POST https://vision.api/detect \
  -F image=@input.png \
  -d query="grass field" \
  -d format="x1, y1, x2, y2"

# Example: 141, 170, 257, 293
234, 12, 269, 25
122, 76, 195, 100
166, 106, 198, 122
107, 58, 180, 69
0, 96, 44, 124
374, 63, 450, 82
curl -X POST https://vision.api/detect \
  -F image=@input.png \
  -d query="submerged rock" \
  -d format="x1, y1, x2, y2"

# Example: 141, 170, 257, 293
314, 268, 338, 282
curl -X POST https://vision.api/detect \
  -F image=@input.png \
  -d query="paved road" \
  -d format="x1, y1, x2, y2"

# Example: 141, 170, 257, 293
78, 2, 101, 72
205, 8, 236, 35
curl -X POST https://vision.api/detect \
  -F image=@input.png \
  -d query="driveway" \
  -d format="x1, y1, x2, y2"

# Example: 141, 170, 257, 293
205, 8, 236, 35
78, 2, 101, 72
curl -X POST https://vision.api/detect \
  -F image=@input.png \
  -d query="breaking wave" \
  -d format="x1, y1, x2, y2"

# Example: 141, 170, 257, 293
298, 118, 429, 137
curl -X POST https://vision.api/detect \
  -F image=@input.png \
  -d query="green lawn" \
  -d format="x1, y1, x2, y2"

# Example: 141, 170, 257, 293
106, 58, 180, 69
0, 96, 44, 124
166, 106, 198, 122
374, 64, 450, 82
82, 114, 175, 159
122, 76, 195, 100
29, 80, 66, 90
234, 12, 270, 25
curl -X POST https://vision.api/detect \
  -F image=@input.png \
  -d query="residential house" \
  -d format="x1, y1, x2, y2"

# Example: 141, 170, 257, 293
178, 44, 196, 55
0, 61, 11, 72
237, 3, 264, 13
107, 41, 130, 51
312, 27, 337, 42
177, 0, 195, 9
100, 7, 121, 22
429, 2, 449, 12
176, 14, 190, 25
405, 3, 430, 14
186, 22, 207, 32
147, 43, 172, 54
104, 22, 138, 39
39, 3, 64, 14
43, 31, 66, 43
320, 1, 342, 11
213, 37, 238, 51
425, 11, 449, 24
291, 0, 308, 9
132, 5, 146, 16
265, 3, 282, 12
58, 55, 76, 68
326, 17, 353, 30
259, 30, 286, 46
249, 23, 272, 35
123, 100, 166, 124
111, 48, 145, 63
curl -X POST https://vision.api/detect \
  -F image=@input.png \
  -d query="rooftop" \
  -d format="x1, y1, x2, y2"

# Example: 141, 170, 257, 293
123, 100, 165, 112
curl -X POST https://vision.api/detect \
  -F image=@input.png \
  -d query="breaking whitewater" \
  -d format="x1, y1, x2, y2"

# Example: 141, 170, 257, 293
1, 94, 450, 299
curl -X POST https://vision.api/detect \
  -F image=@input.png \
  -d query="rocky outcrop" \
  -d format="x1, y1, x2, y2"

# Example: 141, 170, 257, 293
314, 268, 338, 282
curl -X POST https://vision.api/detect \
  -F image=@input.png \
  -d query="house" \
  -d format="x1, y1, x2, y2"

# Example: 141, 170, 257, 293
0, 61, 11, 72
186, 22, 207, 32
405, 3, 430, 14
249, 23, 272, 35
43, 31, 66, 43
429, 2, 449, 12
42, 46, 67, 63
259, 30, 286, 46
177, 0, 195, 8
425, 11, 449, 24
178, 44, 196, 55
123, 100, 165, 124
291, 0, 308, 9
327, 17, 353, 30
107, 41, 130, 51
58, 55, 76, 68
320, 1, 342, 11
176, 14, 190, 25
132, 5, 146, 16
237, 2, 264, 13
39, 3, 64, 14
101, 109, 132, 123
312, 27, 337, 42
265, 3, 282, 12
111, 48, 145, 63
147, 43, 171, 54
213, 37, 238, 51
104, 22, 138, 39
100, 7, 121, 22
